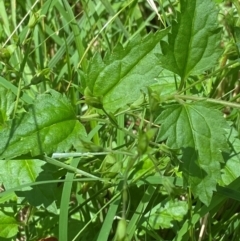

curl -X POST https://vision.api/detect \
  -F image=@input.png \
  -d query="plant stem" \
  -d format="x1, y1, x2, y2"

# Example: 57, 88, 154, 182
44, 155, 105, 181
174, 94, 240, 109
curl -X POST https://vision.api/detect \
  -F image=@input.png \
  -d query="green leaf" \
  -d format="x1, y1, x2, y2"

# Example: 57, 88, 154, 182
142, 200, 188, 229
155, 103, 228, 205
0, 86, 15, 128
130, 156, 155, 181
86, 29, 169, 112
149, 69, 180, 102
220, 127, 240, 186
0, 212, 19, 238
0, 76, 33, 104
0, 90, 86, 159
0, 159, 58, 213
98, 154, 121, 178
158, 0, 222, 79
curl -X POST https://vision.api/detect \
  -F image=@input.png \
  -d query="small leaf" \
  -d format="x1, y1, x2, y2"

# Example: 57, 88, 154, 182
220, 127, 240, 186
86, 29, 169, 112
0, 212, 19, 238
155, 102, 229, 205
137, 129, 156, 155
98, 154, 120, 178
0, 159, 58, 213
130, 156, 155, 182
28, 10, 45, 29
0, 44, 16, 61
0, 90, 86, 159
0, 86, 15, 128
84, 86, 103, 109
149, 69, 180, 101
143, 200, 188, 229
158, 0, 222, 79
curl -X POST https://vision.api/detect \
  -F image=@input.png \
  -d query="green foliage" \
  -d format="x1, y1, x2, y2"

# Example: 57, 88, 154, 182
158, 0, 222, 81
0, 159, 57, 212
1, 0, 240, 241
85, 29, 169, 112
0, 87, 15, 128
0, 212, 18, 238
155, 103, 228, 205
142, 199, 188, 229
0, 89, 86, 159
221, 128, 240, 185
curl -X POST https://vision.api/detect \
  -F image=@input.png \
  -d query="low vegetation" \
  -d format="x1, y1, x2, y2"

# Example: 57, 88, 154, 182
1, 0, 240, 240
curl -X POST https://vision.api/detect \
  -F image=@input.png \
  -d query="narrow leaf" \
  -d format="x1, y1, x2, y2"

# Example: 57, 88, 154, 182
0, 90, 86, 159
155, 103, 228, 205
0, 86, 15, 128
158, 0, 222, 79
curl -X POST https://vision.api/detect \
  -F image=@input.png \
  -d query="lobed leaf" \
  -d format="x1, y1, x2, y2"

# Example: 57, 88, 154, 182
155, 102, 229, 205
85, 29, 169, 112
158, 0, 222, 80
